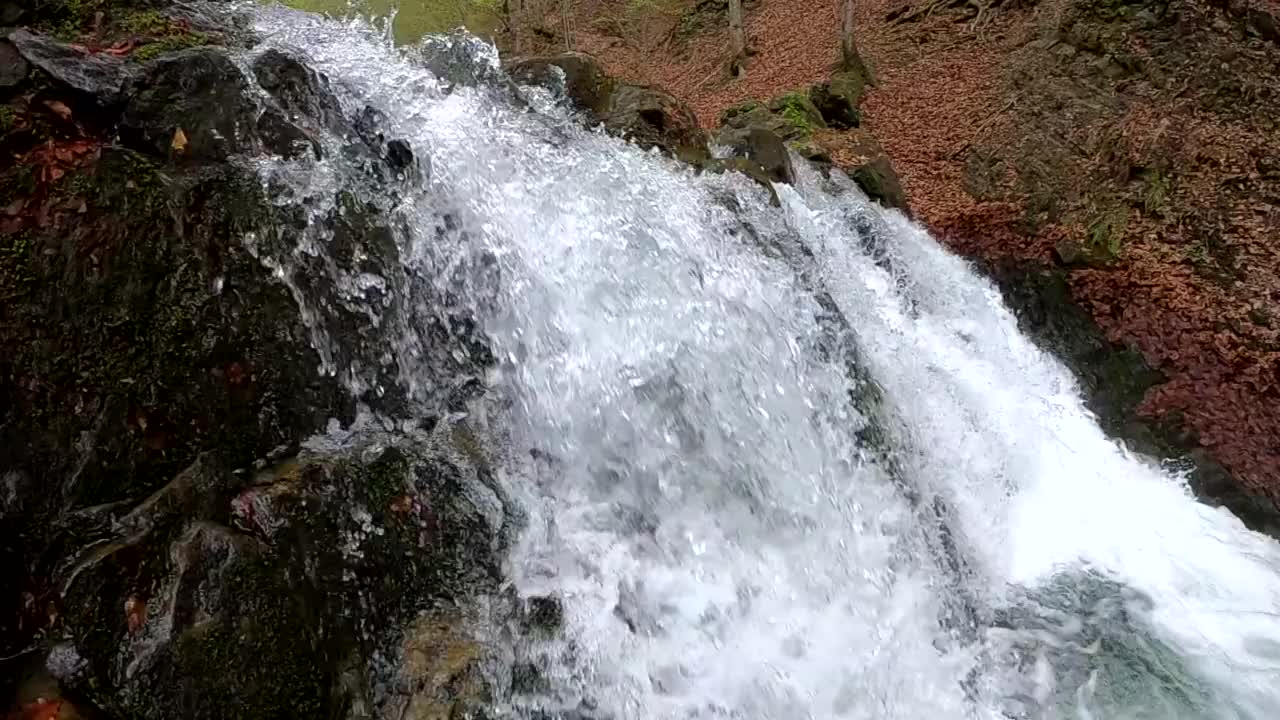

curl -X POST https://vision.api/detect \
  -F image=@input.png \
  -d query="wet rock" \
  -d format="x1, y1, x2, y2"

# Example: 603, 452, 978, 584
714, 126, 795, 185
8, 29, 130, 104
508, 51, 613, 113
252, 48, 347, 134
1248, 8, 1280, 44
254, 104, 321, 160
355, 104, 391, 147
419, 30, 509, 90
849, 155, 907, 211
509, 52, 708, 160
386, 138, 415, 172
822, 128, 909, 212
521, 595, 565, 634
397, 609, 494, 720
0, 38, 26, 90
121, 46, 314, 162
700, 157, 782, 205
47, 433, 511, 718
0, 145, 355, 665
603, 83, 708, 160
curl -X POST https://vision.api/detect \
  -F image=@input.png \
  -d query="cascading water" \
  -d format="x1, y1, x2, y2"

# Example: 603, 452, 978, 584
246, 5, 1280, 718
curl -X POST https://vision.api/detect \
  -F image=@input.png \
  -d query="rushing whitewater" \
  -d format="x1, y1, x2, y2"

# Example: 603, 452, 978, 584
245, 6, 1280, 718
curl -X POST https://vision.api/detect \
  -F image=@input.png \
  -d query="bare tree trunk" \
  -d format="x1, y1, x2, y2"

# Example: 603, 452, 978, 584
728, 0, 746, 78
509, 0, 526, 54
840, 0, 856, 65
838, 0, 873, 80
560, 0, 573, 51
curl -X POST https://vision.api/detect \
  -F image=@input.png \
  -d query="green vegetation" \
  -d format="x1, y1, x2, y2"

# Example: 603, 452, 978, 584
1086, 206, 1128, 259
278, 0, 504, 44
1141, 167, 1171, 216
121, 9, 174, 34
774, 92, 821, 137
133, 32, 211, 61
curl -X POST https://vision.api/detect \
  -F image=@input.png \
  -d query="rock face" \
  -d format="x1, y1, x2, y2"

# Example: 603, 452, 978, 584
508, 52, 709, 161
50, 434, 511, 719
1, 15, 509, 717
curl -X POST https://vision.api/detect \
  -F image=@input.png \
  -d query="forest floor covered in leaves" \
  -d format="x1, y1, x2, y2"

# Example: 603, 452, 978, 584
512, 0, 1280, 500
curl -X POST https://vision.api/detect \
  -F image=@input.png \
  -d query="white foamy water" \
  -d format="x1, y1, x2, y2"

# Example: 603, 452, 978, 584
248, 6, 1280, 718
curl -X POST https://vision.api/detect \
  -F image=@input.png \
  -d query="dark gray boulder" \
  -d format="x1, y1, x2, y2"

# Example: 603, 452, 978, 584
120, 47, 317, 162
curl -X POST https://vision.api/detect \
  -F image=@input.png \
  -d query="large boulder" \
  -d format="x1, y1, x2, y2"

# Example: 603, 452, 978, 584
508, 52, 709, 161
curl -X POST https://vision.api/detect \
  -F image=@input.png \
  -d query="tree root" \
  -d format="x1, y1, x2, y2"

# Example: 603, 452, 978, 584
889, 0, 1011, 29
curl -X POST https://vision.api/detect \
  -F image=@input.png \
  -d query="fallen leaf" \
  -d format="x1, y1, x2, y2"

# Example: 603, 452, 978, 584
43, 100, 73, 121
171, 128, 189, 153
3, 198, 23, 216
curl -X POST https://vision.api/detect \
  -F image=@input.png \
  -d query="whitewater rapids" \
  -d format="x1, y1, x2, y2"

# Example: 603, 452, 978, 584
247, 6, 1280, 718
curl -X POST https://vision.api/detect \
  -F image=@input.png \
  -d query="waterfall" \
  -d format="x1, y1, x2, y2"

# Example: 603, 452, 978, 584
247, 6, 1280, 718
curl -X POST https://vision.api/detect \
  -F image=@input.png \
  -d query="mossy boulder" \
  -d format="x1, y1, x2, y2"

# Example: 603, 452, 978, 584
720, 97, 817, 143
809, 70, 866, 129
508, 51, 709, 161
767, 92, 827, 135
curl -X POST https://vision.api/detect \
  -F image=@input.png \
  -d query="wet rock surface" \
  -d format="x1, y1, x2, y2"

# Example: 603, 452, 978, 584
0, 11, 505, 717
8, 30, 130, 103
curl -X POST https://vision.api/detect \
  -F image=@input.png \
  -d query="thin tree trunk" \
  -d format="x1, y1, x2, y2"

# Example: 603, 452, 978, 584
509, 0, 525, 54
838, 0, 871, 79
728, 0, 746, 78
560, 0, 573, 51
840, 0, 856, 64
